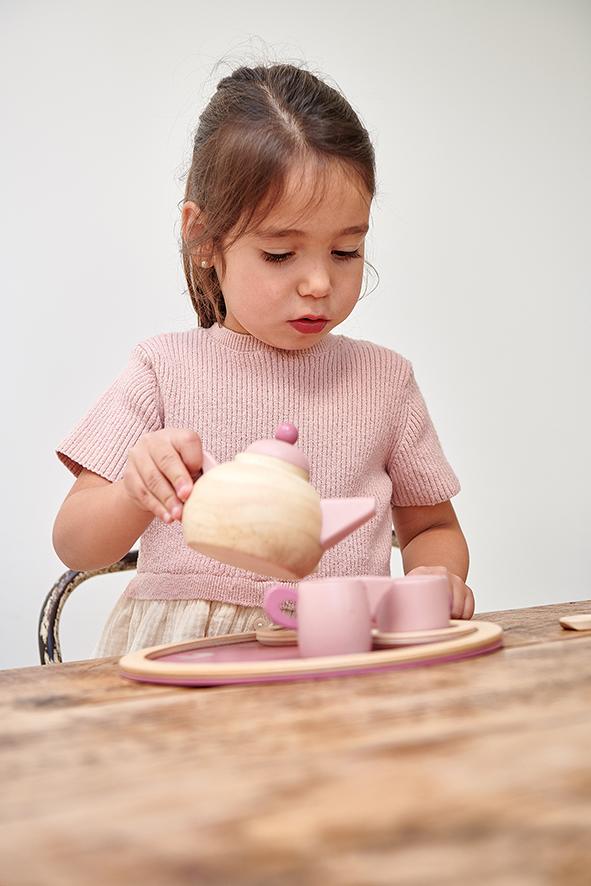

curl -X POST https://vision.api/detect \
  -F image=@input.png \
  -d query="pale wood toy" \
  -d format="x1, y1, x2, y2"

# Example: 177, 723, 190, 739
559, 614, 591, 631
119, 621, 504, 686
181, 422, 376, 580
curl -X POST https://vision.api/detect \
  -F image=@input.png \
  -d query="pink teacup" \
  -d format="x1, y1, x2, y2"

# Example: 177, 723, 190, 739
351, 576, 398, 623
264, 577, 372, 657
375, 573, 451, 633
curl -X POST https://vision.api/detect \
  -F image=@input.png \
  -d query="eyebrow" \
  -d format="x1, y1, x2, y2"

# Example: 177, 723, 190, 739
253, 224, 369, 239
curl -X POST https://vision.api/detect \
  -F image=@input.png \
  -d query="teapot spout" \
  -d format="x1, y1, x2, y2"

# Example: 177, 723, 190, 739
319, 497, 376, 550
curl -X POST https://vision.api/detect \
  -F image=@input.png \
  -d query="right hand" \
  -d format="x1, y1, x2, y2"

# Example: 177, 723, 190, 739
121, 428, 204, 524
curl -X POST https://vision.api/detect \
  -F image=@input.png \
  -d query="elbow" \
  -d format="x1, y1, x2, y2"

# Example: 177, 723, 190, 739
52, 515, 105, 573
52, 518, 84, 572
52, 515, 69, 567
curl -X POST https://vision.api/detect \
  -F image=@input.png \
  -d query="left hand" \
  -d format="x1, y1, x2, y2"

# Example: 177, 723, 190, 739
407, 565, 475, 619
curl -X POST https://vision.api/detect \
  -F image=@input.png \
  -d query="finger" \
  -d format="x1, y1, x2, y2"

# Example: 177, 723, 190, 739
462, 585, 475, 619
173, 430, 204, 493
135, 454, 184, 522
125, 469, 175, 524
448, 574, 466, 619
149, 437, 198, 507
157, 430, 204, 501
407, 565, 448, 576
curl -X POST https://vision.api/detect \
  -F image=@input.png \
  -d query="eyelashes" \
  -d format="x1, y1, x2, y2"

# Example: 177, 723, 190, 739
262, 250, 362, 265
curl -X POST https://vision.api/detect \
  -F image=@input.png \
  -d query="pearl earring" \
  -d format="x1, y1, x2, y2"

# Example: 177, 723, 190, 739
200, 260, 209, 268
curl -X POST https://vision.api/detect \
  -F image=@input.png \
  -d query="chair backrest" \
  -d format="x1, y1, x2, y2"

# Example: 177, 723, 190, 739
38, 551, 139, 664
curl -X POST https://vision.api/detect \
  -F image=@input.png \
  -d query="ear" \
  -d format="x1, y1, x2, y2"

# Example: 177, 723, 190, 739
182, 201, 214, 264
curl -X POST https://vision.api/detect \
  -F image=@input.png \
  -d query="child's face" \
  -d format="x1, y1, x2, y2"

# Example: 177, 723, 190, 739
215, 162, 371, 350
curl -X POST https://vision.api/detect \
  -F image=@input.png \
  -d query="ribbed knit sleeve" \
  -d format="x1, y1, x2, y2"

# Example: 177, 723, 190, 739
56, 344, 163, 481
387, 365, 460, 507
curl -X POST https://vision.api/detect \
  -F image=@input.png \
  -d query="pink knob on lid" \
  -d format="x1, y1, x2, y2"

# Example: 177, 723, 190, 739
274, 422, 298, 444
245, 422, 309, 473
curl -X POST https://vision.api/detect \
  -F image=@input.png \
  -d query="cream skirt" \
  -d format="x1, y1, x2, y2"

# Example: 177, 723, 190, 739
94, 596, 272, 658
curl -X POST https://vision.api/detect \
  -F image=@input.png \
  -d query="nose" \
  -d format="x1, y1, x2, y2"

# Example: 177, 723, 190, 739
296, 260, 332, 299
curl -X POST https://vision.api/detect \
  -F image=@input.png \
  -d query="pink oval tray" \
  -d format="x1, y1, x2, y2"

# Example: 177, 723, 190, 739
118, 620, 503, 686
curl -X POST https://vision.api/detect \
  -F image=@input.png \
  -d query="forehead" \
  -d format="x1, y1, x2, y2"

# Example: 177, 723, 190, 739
252, 160, 371, 240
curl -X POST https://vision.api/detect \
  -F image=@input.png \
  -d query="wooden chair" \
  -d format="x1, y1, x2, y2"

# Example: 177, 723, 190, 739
39, 533, 400, 664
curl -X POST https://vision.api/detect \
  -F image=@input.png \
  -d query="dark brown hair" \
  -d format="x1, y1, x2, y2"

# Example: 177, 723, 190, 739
180, 62, 377, 327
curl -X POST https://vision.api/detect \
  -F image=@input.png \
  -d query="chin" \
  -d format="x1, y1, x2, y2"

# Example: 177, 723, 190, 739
282, 333, 330, 351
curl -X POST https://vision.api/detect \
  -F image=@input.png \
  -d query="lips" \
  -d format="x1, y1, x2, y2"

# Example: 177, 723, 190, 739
289, 317, 329, 334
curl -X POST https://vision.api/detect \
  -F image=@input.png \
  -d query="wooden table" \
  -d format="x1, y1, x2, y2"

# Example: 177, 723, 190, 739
2, 600, 591, 885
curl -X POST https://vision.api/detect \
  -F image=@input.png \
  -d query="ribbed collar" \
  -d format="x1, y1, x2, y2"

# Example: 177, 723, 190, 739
203, 322, 342, 357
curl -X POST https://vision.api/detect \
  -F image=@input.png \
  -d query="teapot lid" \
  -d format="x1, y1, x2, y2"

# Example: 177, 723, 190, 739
246, 422, 309, 472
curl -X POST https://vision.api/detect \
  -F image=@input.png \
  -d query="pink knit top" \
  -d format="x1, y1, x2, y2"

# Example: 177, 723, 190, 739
56, 325, 460, 607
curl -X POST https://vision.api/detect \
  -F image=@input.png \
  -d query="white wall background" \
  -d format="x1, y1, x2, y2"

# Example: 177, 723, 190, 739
1, 0, 589, 669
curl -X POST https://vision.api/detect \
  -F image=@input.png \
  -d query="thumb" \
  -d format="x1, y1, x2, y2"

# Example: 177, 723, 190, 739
174, 429, 204, 480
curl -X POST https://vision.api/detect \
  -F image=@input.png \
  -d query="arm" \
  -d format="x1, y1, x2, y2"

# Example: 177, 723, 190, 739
392, 500, 474, 618
53, 427, 204, 572
52, 469, 154, 572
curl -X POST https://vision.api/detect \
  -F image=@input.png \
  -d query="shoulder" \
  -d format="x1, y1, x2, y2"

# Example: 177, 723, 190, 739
336, 334, 412, 390
128, 328, 202, 371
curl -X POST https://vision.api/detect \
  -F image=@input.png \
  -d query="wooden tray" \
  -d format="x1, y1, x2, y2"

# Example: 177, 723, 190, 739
119, 620, 503, 686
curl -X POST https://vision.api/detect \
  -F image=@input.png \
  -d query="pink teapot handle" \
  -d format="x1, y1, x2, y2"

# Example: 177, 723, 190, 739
263, 585, 298, 629
199, 450, 218, 474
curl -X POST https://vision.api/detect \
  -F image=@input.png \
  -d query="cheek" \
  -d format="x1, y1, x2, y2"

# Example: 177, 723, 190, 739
229, 271, 280, 319
355, 262, 366, 291
254, 265, 290, 301
345, 264, 364, 298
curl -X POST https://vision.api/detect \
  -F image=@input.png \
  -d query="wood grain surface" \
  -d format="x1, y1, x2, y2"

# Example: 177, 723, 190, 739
1, 599, 591, 885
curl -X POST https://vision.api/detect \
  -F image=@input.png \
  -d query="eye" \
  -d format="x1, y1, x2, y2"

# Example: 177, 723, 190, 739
334, 250, 362, 261
262, 252, 293, 263
262, 250, 362, 264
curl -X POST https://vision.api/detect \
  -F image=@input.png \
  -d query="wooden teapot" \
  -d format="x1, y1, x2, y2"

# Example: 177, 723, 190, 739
181, 422, 376, 580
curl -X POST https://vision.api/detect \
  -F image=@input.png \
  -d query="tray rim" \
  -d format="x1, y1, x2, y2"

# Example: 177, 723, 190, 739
119, 620, 503, 681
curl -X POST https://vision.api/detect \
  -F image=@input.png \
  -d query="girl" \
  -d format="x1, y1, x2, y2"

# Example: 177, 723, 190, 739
53, 62, 474, 657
